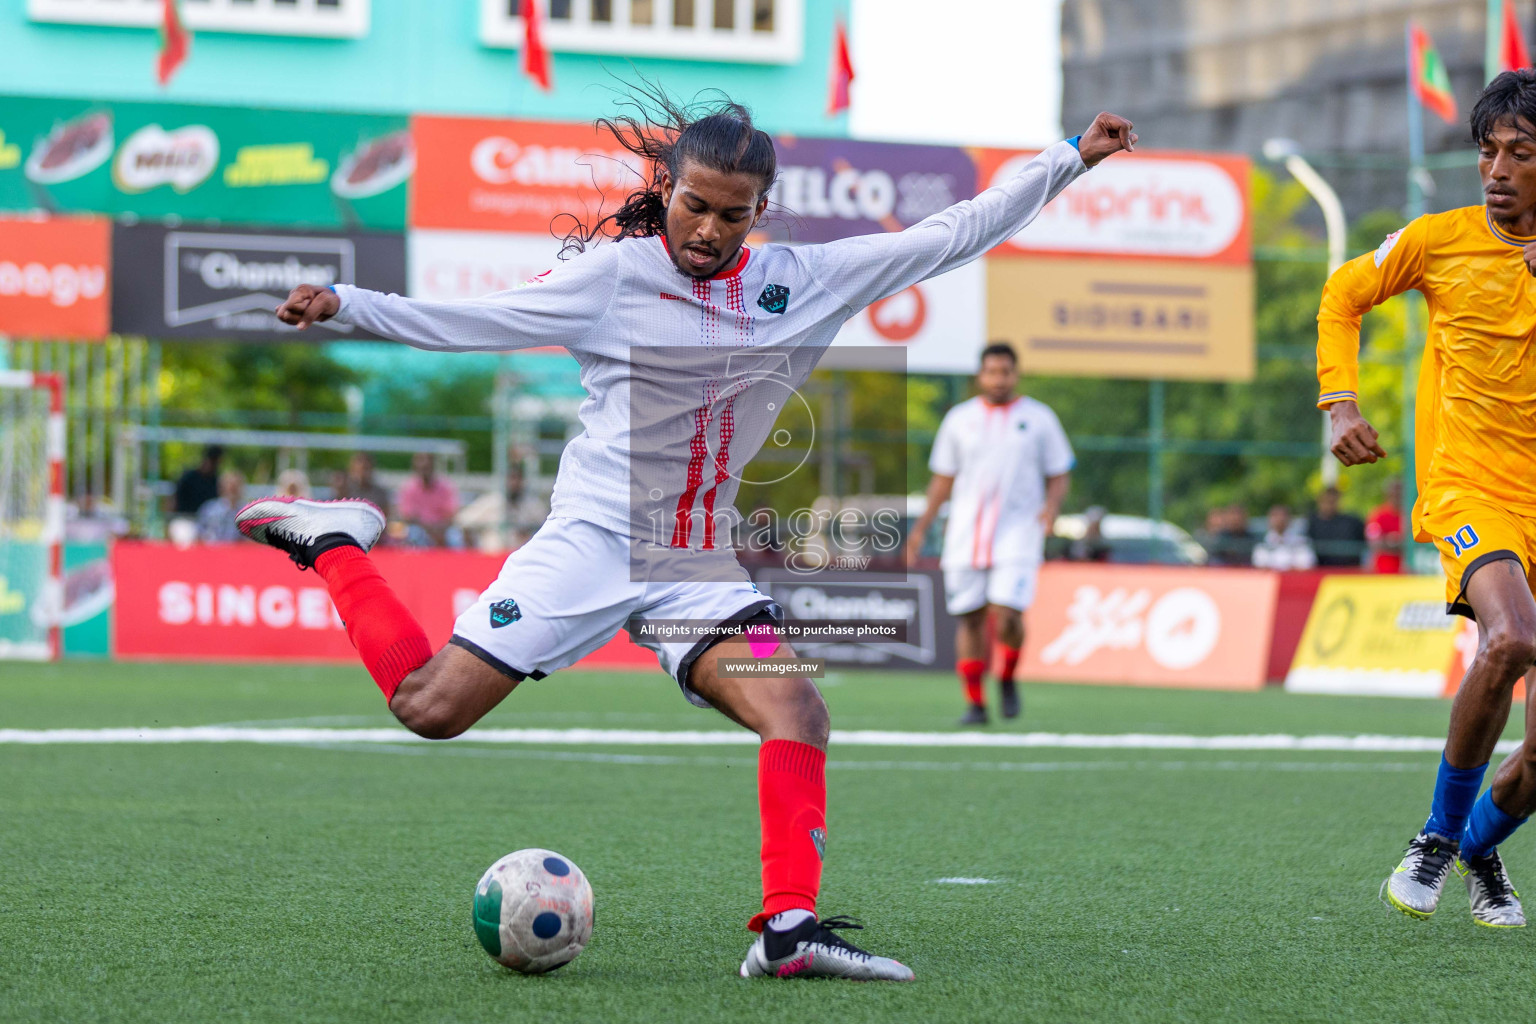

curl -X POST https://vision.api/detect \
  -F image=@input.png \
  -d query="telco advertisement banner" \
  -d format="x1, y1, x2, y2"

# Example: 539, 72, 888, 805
0, 96, 411, 229
111, 221, 407, 341
0, 215, 110, 339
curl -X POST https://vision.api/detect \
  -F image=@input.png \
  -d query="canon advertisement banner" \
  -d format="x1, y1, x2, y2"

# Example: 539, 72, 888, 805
974, 147, 1251, 265
410, 115, 645, 235
762, 138, 977, 244
111, 222, 406, 340
0, 215, 110, 339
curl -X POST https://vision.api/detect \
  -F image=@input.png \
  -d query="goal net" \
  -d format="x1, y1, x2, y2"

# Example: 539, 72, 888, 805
0, 371, 63, 661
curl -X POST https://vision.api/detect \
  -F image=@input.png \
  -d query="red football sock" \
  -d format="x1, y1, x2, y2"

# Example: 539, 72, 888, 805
748, 739, 826, 932
958, 658, 986, 707
315, 546, 433, 703
995, 643, 1022, 684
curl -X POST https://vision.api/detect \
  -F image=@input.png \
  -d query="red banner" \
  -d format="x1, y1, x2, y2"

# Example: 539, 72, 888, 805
410, 115, 645, 234
1020, 563, 1278, 690
0, 216, 110, 339
112, 541, 655, 670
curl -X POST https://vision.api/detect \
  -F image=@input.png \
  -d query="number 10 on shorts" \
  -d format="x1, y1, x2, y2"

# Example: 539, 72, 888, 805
1444, 524, 1480, 557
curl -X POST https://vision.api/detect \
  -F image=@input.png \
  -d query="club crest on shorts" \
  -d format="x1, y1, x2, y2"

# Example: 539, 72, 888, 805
809, 827, 826, 861
489, 598, 522, 629
757, 283, 790, 314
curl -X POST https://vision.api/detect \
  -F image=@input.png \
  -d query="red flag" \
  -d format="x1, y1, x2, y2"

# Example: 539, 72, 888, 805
1409, 21, 1458, 123
1501, 0, 1532, 72
522, 0, 553, 92
156, 0, 190, 86
827, 19, 854, 115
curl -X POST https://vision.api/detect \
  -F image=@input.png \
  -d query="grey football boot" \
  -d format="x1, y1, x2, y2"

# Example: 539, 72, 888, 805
1456, 850, 1527, 928
740, 916, 914, 981
236, 496, 385, 569
1381, 831, 1458, 920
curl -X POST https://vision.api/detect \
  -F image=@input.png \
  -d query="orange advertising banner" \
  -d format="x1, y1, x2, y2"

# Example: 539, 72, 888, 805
970, 147, 1251, 265
0, 215, 110, 339
1019, 563, 1278, 690
410, 114, 645, 234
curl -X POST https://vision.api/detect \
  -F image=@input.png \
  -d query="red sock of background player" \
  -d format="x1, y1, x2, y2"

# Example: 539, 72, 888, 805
748, 739, 826, 932
314, 545, 433, 703
957, 658, 986, 707
995, 642, 1021, 685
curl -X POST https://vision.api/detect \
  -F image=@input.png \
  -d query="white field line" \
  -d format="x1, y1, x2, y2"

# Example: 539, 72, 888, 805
0, 725, 1510, 754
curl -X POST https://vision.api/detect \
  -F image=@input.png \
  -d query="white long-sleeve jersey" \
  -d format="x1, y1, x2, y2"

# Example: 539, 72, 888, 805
333, 140, 1088, 549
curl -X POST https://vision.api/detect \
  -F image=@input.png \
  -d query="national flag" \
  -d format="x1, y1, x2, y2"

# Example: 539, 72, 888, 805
156, 0, 190, 86
827, 19, 854, 116
1409, 21, 1458, 123
522, 0, 553, 92
1498, 0, 1532, 72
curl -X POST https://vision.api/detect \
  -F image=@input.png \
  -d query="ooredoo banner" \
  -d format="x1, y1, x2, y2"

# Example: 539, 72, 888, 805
407, 229, 564, 302
973, 148, 1251, 265
0, 215, 110, 339
112, 541, 656, 670
828, 262, 985, 372
410, 115, 645, 235
1019, 563, 1278, 689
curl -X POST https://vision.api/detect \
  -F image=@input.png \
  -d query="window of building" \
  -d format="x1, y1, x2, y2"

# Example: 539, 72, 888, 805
26, 0, 369, 38
485, 0, 802, 64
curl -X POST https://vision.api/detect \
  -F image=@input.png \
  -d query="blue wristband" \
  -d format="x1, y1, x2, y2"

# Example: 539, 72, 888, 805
1068, 135, 1082, 150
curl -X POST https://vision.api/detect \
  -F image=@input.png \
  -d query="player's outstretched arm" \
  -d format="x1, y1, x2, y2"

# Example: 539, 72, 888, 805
797, 113, 1135, 315
271, 245, 621, 353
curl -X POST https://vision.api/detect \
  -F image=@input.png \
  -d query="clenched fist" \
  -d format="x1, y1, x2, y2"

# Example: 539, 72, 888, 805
276, 284, 340, 330
1078, 112, 1137, 168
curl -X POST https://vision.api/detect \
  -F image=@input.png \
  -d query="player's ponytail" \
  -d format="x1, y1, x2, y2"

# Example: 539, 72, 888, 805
560, 79, 777, 257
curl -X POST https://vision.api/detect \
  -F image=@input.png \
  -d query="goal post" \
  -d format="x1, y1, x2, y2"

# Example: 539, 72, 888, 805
0, 370, 65, 661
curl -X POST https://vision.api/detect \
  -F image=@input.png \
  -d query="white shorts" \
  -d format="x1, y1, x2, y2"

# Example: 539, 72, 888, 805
942, 561, 1041, 616
450, 517, 779, 708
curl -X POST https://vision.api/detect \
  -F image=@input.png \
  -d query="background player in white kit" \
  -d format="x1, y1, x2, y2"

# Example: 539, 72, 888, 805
235, 90, 1133, 979
908, 344, 1073, 725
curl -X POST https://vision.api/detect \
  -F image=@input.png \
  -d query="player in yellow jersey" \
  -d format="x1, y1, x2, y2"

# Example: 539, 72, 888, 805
1318, 70, 1536, 929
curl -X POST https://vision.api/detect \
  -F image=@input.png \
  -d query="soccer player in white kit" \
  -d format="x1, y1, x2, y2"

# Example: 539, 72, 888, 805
237, 93, 1134, 979
908, 344, 1073, 725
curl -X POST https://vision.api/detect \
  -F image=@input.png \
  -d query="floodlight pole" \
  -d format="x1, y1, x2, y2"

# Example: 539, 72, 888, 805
1265, 140, 1346, 486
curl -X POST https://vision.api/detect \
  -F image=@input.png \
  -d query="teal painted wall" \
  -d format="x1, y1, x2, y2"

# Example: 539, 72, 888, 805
0, 0, 850, 134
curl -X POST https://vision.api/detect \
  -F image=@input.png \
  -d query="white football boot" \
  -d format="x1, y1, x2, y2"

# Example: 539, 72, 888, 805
1456, 850, 1527, 928
1381, 831, 1459, 920
739, 916, 914, 981
235, 496, 385, 569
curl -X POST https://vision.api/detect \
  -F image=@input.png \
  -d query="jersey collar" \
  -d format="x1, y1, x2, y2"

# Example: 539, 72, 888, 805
1485, 208, 1536, 247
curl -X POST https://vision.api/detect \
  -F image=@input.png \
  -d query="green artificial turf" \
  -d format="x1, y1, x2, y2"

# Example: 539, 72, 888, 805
1, 661, 1530, 1023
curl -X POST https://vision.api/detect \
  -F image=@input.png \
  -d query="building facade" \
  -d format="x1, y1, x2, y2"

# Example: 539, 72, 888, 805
4, 0, 848, 133
1061, 0, 1516, 217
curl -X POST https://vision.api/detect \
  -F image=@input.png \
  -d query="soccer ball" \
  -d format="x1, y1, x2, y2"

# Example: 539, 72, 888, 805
472, 848, 594, 974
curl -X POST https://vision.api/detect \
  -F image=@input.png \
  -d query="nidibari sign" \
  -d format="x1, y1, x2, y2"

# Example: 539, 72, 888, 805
987, 257, 1255, 381
111, 222, 406, 340
0, 215, 110, 339
0, 96, 411, 229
